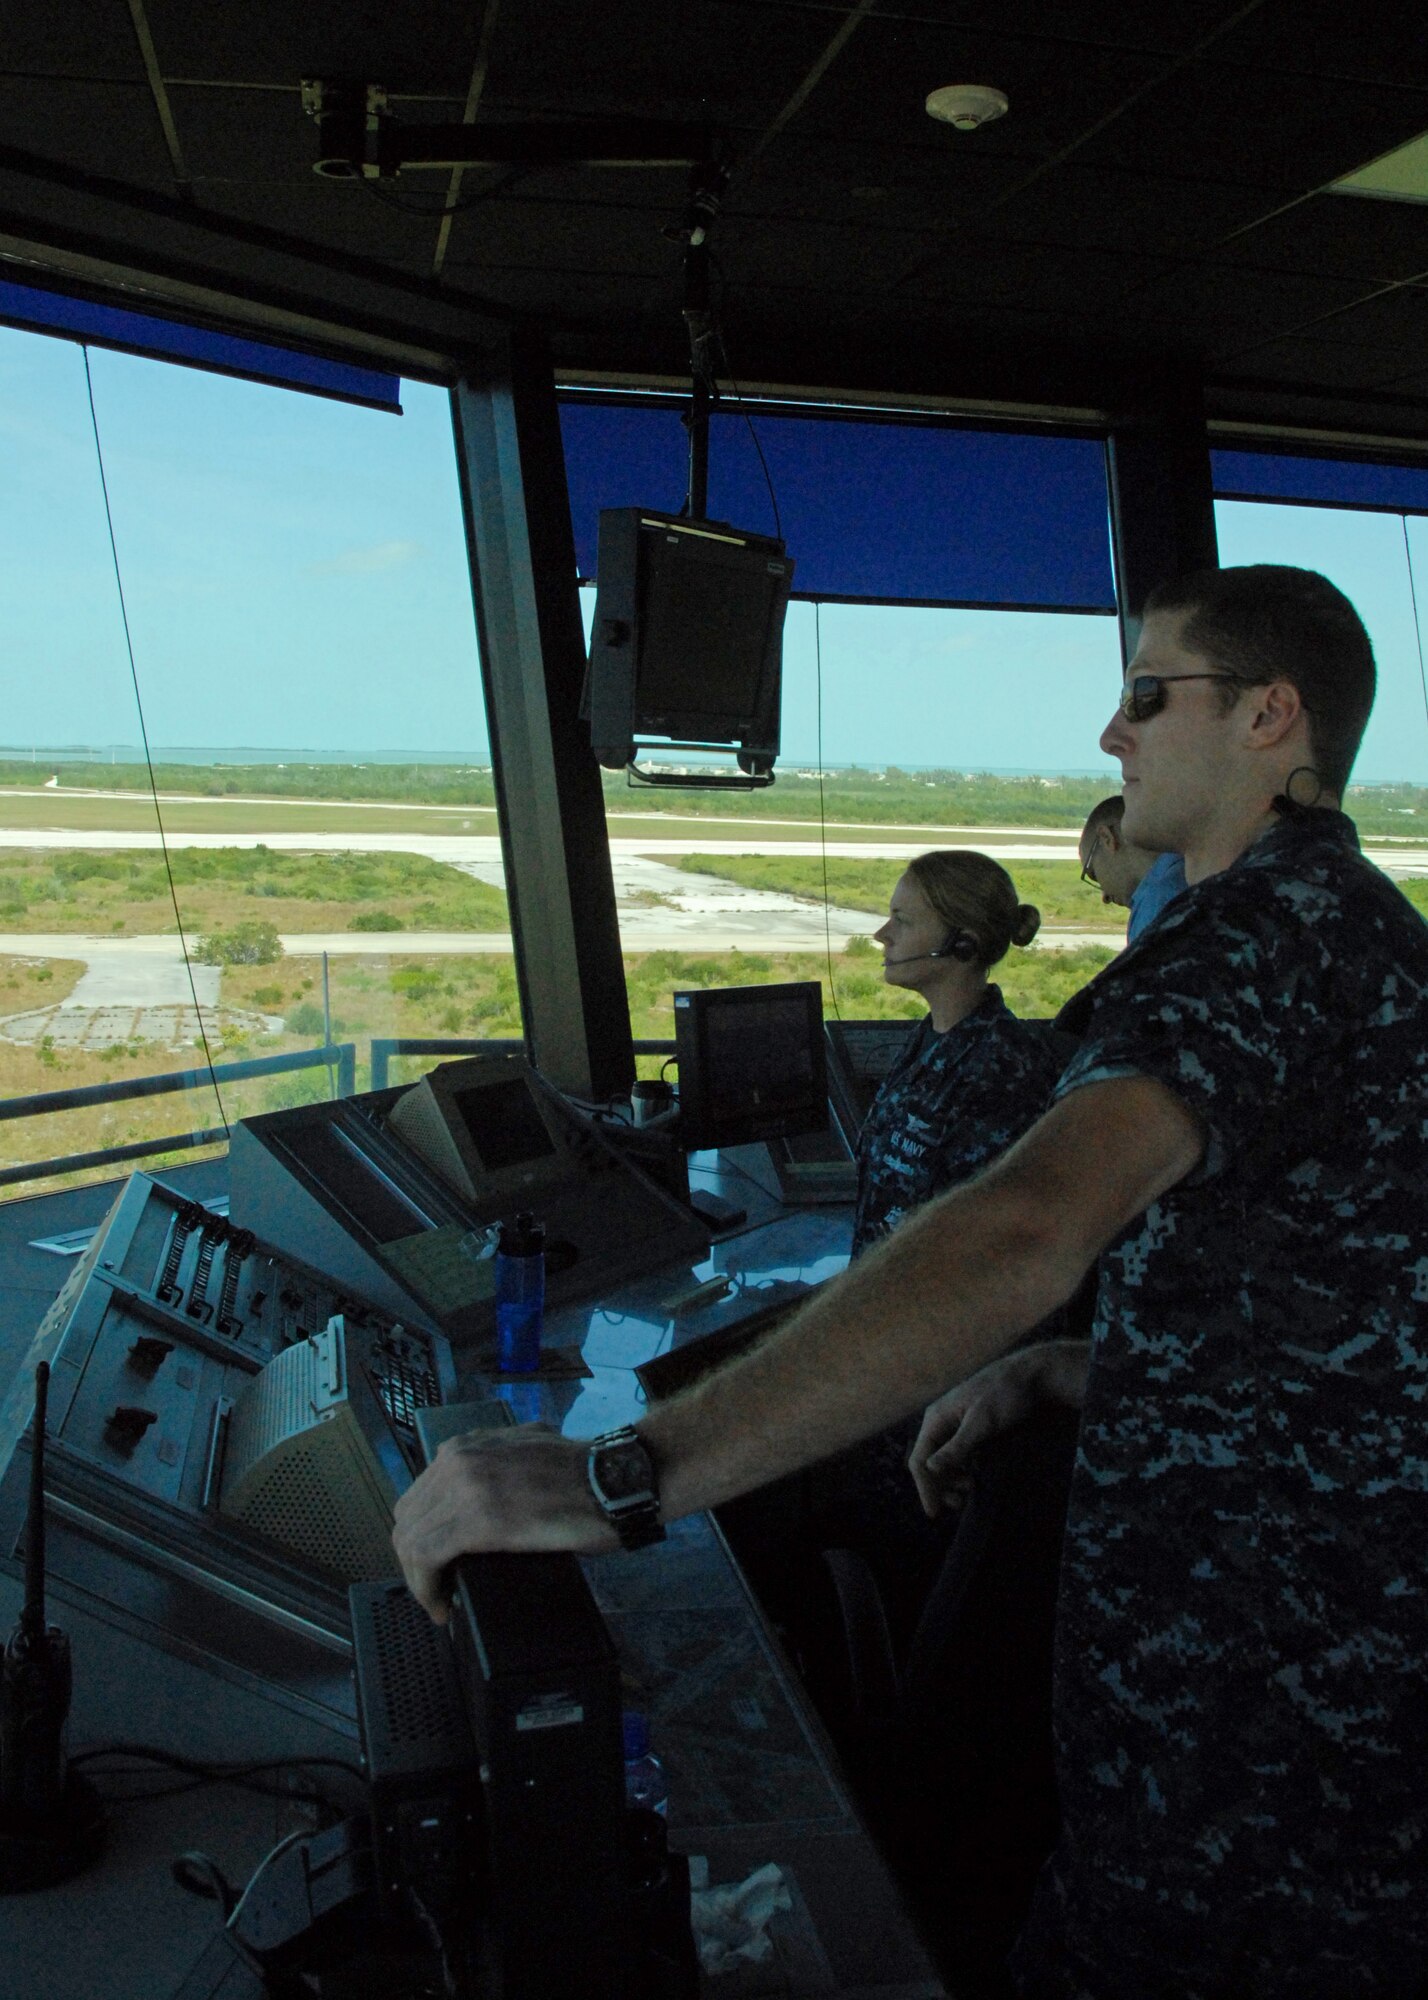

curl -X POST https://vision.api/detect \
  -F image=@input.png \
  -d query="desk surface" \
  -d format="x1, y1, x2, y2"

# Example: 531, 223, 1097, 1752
0, 1161, 945, 2000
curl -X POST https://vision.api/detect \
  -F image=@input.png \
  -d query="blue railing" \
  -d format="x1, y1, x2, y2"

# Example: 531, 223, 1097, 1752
369, 1036, 674, 1091
0, 1043, 356, 1191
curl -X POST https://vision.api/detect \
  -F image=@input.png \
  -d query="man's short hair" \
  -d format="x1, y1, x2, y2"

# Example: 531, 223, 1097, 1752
1080, 795, 1125, 849
1143, 565, 1376, 797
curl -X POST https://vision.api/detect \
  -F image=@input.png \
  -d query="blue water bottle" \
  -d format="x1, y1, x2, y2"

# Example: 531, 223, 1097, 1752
495, 1211, 545, 1373
621, 1711, 669, 1817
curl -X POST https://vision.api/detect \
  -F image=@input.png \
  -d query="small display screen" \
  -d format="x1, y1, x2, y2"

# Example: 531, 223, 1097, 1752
637, 531, 782, 723
676, 982, 827, 1149
451, 1077, 558, 1173
705, 996, 816, 1113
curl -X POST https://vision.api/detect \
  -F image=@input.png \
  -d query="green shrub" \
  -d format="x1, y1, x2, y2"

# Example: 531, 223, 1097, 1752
391, 965, 444, 1001
348, 910, 405, 932
251, 985, 284, 1006
285, 1001, 326, 1036
193, 920, 281, 965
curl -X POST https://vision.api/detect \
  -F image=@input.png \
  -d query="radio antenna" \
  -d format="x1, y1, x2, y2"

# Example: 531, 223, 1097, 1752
20, 1363, 50, 1642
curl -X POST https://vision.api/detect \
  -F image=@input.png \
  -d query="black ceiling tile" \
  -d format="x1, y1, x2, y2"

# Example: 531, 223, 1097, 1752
171, 81, 318, 184
876, 3, 1261, 58
796, 20, 1168, 161
1206, 334, 1428, 390
187, 179, 445, 273
729, 132, 1030, 233
1075, 61, 1428, 191
715, 210, 947, 293
1209, 2, 1428, 91
440, 260, 673, 326
0, 74, 176, 187
479, 0, 832, 125
986, 163, 1282, 253
143, 0, 484, 96
1377, 368, 1428, 398
443, 194, 680, 281
0, 1, 146, 81
1300, 283, 1428, 347
1115, 262, 1368, 328
1217, 192, 1428, 283
913, 240, 1171, 315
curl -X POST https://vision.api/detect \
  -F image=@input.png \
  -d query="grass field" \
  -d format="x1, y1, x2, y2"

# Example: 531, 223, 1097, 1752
0, 788, 1083, 845
0, 847, 509, 935
678, 854, 1110, 926
0, 938, 1116, 1195
4, 759, 1427, 839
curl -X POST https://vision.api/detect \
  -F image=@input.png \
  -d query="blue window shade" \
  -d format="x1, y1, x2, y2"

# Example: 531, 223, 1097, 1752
1213, 450, 1428, 514
0, 281, 401, 413
560, 401, 1115, 610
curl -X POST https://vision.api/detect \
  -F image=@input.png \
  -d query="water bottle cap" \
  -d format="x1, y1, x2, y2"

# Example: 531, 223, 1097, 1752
499, 1211, 545, 1257
621, 1710, 650, 1761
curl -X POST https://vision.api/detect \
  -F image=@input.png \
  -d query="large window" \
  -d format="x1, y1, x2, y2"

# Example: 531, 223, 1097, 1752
567, 395, 1128, 1041
0, 327, 515, 1197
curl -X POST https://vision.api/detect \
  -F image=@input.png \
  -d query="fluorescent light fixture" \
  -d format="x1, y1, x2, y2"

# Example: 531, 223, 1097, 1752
1330, 130, 1428, 204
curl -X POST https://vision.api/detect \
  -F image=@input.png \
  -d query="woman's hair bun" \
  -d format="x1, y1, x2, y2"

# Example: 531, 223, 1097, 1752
1011, 903, 1041, 949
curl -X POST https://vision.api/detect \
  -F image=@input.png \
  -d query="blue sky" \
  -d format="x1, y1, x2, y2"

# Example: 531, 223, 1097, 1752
2, 324, 1426, 783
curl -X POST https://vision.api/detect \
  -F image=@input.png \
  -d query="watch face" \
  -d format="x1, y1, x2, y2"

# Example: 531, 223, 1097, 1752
596, 1439, 653, 1503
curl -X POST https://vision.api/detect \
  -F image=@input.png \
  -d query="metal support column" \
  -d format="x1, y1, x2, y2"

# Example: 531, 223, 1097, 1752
1106, 368, 1219, 666
451, 336, 634, 1100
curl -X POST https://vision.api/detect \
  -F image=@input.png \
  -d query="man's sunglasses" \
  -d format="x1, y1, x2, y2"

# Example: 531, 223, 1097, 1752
1080, 827, 1105, 887
1117, 672, 1249, 723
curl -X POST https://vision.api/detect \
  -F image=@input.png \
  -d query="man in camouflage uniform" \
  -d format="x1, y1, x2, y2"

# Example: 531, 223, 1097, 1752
395, 565, 1428, 1997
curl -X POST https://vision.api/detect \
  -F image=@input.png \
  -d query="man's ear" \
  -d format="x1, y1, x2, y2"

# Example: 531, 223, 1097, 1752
1244, 679, 1303, 751
1104, 825, 1123, 852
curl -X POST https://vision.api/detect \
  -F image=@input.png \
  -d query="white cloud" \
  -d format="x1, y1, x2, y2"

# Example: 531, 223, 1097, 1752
307, 539, 421, 577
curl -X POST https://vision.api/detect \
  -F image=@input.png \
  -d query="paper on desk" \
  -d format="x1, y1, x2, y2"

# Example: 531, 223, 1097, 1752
688, 1856, 792, 1975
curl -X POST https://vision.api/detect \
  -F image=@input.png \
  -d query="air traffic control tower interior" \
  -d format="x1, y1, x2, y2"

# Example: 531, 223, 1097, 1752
2, 4, 1428, 1995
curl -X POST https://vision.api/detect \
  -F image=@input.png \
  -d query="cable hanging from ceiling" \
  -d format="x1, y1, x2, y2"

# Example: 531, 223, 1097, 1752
81, 346, 230, 1144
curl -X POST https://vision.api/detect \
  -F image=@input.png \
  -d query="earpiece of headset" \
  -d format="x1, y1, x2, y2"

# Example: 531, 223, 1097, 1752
883, 929, 981, 968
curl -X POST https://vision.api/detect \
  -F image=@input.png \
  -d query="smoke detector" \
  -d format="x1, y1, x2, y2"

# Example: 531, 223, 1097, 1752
925, 85, 1009, 132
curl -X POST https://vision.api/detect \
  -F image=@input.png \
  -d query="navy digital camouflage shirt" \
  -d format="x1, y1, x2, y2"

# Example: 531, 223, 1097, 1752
852, 986, 1064, 1258
1013, 809, 1428, 2000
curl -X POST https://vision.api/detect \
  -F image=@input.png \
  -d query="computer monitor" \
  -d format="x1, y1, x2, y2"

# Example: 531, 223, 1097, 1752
823, 1018, 918, 1143
386, 1053, 569, 1209
583, 508, 793, 772
673, 980, 828, 1151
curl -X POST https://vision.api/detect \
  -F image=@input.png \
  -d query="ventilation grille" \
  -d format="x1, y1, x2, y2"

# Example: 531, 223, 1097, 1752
223, 1425, 393, 1581
371, 1349, 440, 1434
370, 1583, 461, 1748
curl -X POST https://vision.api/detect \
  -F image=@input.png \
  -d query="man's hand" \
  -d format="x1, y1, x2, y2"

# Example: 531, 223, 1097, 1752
392, 1424, 619, 1622
908, 1339, 1091, 1518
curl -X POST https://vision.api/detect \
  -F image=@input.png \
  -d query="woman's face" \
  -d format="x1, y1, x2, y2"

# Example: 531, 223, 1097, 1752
873, 871, 950, 990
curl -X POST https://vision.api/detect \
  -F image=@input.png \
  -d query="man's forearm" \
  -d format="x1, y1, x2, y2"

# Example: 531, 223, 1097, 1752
643, 1173, 1088, 1519
391, 1076, 1202, 1611
642, 1074, 1201, 1521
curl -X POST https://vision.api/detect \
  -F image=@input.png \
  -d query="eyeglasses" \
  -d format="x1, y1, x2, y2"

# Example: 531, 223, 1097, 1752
1080, 827, 1104, 887
1117, 672, 1248, 723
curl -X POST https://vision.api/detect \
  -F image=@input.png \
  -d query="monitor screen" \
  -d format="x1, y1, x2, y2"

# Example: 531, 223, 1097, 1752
451, 1076, 559, 1173
824, 1019, 918, 1140
583, 509, 792, 769
673, 981, 828, 1151
636, 526, 785, 728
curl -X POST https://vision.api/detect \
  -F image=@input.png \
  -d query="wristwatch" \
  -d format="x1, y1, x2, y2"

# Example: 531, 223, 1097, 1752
586, 1427, 666, 1551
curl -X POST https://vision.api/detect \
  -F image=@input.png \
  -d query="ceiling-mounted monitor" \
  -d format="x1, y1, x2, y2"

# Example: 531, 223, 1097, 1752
582, 507, 793, 788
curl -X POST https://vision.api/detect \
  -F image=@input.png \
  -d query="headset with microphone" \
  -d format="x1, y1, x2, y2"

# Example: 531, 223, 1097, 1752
882, 929, 980, 969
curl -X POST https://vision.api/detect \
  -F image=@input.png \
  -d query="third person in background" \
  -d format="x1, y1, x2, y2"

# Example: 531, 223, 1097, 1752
1078, 793, 1186, 940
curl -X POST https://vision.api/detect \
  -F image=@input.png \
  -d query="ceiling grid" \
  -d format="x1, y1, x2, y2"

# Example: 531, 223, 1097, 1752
0, 1, 1421, 439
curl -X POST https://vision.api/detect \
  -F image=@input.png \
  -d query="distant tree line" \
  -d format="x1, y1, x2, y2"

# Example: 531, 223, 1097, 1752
0, 759, 1423, 837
